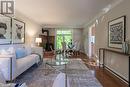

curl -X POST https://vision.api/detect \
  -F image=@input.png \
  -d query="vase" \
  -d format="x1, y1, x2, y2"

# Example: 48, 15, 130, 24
122, 42, 129, 54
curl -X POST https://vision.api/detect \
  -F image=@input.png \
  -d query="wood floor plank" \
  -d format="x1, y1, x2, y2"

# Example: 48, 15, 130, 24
74, 53, 129, 87
44, 52, 129, 87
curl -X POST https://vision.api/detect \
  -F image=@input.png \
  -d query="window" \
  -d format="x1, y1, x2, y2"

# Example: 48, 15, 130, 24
56, 29, 72, 49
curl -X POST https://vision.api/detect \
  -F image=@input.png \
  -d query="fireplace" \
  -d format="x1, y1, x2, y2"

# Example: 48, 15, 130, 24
41, 29, 55, 51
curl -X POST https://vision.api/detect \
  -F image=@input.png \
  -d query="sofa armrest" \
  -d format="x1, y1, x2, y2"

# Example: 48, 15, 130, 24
31, 47, 43, 58
0, 55, 16, 81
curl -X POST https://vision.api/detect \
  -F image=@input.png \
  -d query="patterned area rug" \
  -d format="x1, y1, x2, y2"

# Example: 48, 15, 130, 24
16, 59, 102, 87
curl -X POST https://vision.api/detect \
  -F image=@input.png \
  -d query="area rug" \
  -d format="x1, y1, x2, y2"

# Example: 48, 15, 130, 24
15, 59, 102, 87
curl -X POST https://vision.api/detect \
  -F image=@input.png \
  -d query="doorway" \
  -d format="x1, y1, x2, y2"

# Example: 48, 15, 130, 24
56, 29, 72, 50
88, 24, 95, 58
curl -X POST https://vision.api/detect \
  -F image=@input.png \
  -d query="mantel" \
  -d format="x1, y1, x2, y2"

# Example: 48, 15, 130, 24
99, 48, 130, 56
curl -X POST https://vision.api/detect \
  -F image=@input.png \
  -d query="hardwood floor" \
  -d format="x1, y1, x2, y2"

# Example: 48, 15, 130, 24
43, 52, 129, 87
73, 53, 129, 87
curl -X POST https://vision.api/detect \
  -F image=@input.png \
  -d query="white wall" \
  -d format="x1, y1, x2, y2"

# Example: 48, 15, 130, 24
72, 28, 84, 52
39, 28, 55, 36
83, 0, 130, 82
83, 0, 130, 56
15, 11, 42, 45
42, 28, 84, 51
83, 24, 90, 55
0, 11, 41, 48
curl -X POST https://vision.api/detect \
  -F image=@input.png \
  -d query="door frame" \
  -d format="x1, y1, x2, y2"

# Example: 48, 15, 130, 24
88, 24, 96, 58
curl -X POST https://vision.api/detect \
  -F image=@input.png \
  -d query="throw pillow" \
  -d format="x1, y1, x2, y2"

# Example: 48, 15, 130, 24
7, 47, 15, 54
15, 48, 27, 59
0, 47, 15, 55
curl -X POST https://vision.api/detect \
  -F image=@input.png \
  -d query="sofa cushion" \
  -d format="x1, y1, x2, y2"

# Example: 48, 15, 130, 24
25, 46, 32, 55
15, 54, 40, 79
16, 48, 27, 59
0, 69, 6, 84
0, 47, 15, 55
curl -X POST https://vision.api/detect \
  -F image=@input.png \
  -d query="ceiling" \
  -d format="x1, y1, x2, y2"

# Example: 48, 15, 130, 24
15, 0, 116, 27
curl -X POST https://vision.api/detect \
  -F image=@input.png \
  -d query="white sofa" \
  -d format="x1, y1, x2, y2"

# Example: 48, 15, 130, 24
0, 46, 41, 81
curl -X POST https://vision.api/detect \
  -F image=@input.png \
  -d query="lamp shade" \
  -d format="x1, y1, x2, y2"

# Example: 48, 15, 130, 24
35, 38, 42, 43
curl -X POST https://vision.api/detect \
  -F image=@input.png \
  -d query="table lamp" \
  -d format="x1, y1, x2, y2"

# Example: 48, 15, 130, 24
35, 38, 42, 46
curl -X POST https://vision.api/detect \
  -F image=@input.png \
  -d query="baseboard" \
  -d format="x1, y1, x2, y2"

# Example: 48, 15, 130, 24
104, 65, 129, 85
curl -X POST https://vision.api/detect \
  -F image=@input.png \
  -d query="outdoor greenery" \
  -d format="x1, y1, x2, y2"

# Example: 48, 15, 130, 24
56, 30, 72, 49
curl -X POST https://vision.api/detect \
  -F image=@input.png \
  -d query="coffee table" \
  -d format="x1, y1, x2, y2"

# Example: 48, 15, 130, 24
44, 58, 69, 74
44, 58, 69, 87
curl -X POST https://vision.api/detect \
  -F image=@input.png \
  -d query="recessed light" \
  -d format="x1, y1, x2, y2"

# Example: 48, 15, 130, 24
102, 4, 111, 13
96, 19, 98, 24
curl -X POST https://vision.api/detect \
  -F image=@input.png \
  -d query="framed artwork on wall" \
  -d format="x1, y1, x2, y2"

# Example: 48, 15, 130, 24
108, 16, 126, 49
12, 18, 25, 44
0, 14, 12, 44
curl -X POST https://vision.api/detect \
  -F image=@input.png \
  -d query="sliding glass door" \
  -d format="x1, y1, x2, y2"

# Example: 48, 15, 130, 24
56, 29, 72, 49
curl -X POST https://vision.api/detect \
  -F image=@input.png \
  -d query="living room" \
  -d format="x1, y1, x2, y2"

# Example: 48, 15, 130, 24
0, 0, 129, 87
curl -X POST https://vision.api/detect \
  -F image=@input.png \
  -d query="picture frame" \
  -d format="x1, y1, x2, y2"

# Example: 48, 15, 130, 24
12, 18, 25, 44
108, 16, 126, 49
0, 14, 12, 44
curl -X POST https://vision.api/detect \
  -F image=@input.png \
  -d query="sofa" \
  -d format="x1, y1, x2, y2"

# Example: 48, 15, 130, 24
0, 46, 41, 81
0, 68, 27, 87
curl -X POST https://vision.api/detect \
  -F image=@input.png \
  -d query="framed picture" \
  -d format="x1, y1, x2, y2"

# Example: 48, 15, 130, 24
0, 14, 12, 44
108, 16, 126, 48
12, 19, 25, 44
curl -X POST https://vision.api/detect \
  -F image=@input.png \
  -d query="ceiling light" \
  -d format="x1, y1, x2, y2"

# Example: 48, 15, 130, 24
102, 4, 112, 13
96, 19, 99, 24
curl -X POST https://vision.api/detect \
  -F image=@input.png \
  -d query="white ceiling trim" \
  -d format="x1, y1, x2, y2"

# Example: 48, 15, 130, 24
83, 0, 124, 28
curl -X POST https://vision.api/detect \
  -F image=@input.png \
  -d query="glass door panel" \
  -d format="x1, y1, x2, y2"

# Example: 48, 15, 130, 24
56, 30, 72, 50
